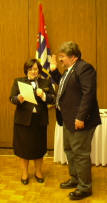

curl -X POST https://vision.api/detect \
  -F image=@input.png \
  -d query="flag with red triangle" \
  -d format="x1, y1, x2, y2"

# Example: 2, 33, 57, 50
36, 4, 51, 78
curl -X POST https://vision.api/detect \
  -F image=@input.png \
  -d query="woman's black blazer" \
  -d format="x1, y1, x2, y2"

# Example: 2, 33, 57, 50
10, 77, 55, 126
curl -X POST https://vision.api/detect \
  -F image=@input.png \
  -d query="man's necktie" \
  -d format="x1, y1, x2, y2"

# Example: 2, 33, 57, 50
56, 70, 68, 108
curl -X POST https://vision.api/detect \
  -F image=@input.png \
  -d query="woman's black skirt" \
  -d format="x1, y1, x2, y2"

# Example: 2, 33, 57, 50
13, 113, 47, 160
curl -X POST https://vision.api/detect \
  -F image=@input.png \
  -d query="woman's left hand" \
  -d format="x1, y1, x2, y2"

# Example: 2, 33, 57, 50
36, 88, 44, 98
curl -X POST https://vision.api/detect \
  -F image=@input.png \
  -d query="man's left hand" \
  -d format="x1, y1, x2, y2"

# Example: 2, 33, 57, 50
75, 119, 84, 130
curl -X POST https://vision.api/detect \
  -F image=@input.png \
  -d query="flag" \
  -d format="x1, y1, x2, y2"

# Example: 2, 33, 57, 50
36, 4, 51, 78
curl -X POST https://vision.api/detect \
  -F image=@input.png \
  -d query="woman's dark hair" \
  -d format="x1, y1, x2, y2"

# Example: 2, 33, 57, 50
24, 59, 42, 75
59, 41, 81, 59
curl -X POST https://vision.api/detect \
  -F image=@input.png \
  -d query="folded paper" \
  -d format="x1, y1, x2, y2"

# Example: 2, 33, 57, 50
18, 81, 37, 104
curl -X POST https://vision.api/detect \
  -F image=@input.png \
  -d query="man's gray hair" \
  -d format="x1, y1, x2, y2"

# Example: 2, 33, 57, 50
59, 41, 81, 59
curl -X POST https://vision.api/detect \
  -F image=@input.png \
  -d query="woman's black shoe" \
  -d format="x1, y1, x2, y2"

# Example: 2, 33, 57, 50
35, 175, 44, 183
21, 178, 29, 185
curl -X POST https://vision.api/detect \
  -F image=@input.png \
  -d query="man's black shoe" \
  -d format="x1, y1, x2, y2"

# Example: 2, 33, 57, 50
69, 189, 92, 200
60, 179, 77, 189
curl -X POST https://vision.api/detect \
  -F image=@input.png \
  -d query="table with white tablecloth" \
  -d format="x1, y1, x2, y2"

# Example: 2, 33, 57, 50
54, 112, 107, 166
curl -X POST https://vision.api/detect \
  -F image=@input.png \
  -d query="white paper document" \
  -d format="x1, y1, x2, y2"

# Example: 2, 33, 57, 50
18, 81, 37, 104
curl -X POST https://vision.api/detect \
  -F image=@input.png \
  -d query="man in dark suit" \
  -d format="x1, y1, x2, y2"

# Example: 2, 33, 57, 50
50, 41, 101, 200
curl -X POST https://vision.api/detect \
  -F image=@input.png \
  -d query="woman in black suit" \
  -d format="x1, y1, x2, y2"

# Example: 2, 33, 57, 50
10, 59, 55, 184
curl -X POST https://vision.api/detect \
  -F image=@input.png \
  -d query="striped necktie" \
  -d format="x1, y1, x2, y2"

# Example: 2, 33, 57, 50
56, 70, 68, 108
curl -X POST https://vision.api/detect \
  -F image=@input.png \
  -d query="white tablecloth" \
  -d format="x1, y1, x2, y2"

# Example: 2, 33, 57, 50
54, 113, 107, 166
